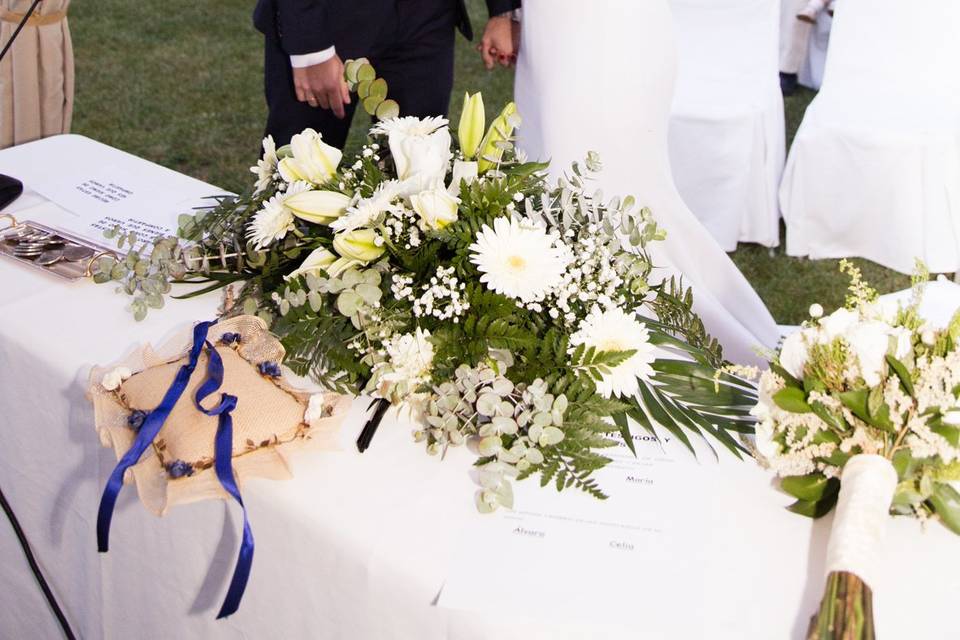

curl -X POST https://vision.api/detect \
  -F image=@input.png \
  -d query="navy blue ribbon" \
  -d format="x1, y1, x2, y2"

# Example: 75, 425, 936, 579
96, 319, 255, 619
97, 320, 214, 553
193, 342, 254, 619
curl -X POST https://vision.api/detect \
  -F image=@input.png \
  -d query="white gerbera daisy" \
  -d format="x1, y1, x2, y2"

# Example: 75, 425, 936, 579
330, 180, 402, 233
247, 181, 311, 249
469, 217, 572, 302
249, 135, 278, 194
570, 307, 655, 398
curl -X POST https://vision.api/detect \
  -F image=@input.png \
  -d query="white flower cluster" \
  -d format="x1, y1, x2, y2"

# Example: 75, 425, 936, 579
778, 303, 911, 388
755, 290, 960, 483
545, 221, 645, 326
391, 266, 469, 321
366, 327, 435, 405
906, 349, 960, 462
467, 186, 655, 328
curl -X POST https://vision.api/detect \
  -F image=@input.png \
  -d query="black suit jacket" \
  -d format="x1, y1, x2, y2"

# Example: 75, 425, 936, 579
253, 0, 520, 56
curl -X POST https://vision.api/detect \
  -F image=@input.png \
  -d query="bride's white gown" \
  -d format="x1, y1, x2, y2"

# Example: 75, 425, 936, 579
515, 0, 780, 365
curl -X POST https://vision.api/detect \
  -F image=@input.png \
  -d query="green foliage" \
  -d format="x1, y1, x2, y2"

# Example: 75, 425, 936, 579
273, 307, 366, 394
786, 477, 840, 518
645, 277, 725, 367
524, 375, 629, 500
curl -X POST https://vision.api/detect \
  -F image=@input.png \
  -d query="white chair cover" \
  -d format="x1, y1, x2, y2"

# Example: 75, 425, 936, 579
668, 0, 785, 251
780, 0, 960, 274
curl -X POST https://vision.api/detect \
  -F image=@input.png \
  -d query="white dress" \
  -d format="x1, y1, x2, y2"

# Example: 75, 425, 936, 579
514, 0, 780, 365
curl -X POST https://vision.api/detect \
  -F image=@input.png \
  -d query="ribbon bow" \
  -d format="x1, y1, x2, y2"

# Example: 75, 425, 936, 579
96, 320, 255, 619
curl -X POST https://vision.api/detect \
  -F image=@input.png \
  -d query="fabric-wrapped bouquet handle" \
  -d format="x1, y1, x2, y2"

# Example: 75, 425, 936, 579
808, 455, 899, 640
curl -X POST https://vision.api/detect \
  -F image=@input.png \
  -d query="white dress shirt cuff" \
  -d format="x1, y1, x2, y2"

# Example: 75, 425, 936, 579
290, 46, 336, 69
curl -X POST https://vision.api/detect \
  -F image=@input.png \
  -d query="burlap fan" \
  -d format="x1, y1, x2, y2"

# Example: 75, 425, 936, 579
88, 315, 352, 515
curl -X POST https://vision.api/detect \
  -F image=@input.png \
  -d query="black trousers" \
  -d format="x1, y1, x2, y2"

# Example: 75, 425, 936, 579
263, 0, 457, 149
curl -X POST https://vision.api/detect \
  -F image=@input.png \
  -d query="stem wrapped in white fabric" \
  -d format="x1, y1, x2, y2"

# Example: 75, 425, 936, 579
824, 454, 898, 588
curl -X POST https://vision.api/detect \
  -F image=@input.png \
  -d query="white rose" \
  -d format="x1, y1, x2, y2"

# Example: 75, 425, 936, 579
779, 330, 811, 380
375, 117, 452, 196
101, 366, 132, 391
410, 188, 460, 231
819, 307, 859, 341
845, 321, 892, 387
448, 159, 478, 195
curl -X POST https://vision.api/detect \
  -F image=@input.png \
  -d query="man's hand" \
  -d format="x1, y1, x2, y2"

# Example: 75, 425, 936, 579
479, 15, 520, 70
293, 55, 351, 118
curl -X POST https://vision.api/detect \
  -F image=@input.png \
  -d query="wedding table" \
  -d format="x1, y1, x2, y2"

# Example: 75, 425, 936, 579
2, 136, 959, 640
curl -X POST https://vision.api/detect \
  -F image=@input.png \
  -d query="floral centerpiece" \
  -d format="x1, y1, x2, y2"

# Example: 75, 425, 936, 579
751, 261, 960, 639
92, 61, 756, 512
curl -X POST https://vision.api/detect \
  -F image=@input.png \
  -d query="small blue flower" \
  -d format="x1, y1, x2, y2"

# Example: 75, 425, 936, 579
166, 460, 194, 479
220, 332, 242, 345
127, 409, 149, 432
258, 361, 282, 378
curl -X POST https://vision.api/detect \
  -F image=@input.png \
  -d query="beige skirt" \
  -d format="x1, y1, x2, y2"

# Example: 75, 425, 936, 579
0, 0, 74, 149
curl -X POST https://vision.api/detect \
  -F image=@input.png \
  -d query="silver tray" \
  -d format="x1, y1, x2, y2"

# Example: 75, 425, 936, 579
0, 213, 118, 281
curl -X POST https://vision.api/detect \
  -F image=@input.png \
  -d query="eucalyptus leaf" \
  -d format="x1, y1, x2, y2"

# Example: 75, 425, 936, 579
342, 269, 363, 288
368, 78, 387, 100
357, 79, 372, 100
355, 283, 382, 304
336, 290, 362, 316
363, 96, 383, 116
344, 59, 360, 84
375, 99, 400, 120
357, 63, 375, 83
308, 291, 323, 313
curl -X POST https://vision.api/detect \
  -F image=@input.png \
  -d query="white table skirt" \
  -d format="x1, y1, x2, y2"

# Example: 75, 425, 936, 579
2, 138, 960, 640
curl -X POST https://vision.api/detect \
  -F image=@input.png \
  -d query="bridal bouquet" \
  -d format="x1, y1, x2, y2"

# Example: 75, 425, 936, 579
93, 62, 756, 512
752, 262, 960, 639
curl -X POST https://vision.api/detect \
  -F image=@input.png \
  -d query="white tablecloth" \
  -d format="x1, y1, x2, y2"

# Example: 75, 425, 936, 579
2, 137, 960, 639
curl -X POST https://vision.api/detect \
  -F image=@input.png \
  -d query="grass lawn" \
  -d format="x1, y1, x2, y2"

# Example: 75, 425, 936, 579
68, 0, 911, 325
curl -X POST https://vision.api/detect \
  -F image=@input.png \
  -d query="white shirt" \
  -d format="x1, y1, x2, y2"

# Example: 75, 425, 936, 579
290, 46, 336, 68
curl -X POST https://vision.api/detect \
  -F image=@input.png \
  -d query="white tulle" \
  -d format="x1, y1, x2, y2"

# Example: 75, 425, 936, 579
824, 454, 899, 587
